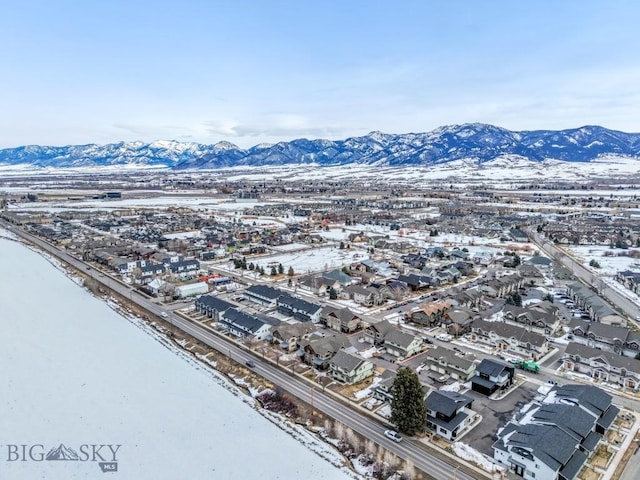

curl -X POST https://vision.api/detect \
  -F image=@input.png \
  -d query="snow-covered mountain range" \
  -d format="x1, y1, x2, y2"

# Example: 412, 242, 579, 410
1, 124, 639, 169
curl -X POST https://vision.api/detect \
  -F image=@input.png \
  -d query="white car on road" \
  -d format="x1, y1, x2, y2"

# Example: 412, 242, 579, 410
384, 430, 402, 442
160, 312, 168, 318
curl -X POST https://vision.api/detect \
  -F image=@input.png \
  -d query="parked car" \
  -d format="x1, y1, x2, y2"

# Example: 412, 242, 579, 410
245, 360, 256, 368
384, 430, 402, 442
160, 312, 168, 318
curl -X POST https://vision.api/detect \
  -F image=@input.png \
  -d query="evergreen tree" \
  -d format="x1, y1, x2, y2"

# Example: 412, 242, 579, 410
270, 266, 277, 276
287, 265, 295, 276
513, 254, 521, 266
278, 263, 284, 275
390, 367, 426, 436
328, 286, 337, 300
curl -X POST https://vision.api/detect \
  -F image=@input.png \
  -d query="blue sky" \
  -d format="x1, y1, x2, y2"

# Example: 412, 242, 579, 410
1, 0, 638, 148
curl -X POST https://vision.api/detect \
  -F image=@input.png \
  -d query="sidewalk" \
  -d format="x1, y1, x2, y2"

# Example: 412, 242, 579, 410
603, 411, 640, 480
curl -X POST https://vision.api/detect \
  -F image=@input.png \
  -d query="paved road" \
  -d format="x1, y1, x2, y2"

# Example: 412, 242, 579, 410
0, 220, 482, 480
529, 231, 640, 321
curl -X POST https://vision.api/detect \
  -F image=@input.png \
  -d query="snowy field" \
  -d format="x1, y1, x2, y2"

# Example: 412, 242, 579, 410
565, 245, 640, 276
219, 245, 370, 276
0, 236, 355, 480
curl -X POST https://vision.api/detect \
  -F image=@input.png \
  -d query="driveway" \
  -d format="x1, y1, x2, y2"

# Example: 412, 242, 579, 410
461, 382, 538, 455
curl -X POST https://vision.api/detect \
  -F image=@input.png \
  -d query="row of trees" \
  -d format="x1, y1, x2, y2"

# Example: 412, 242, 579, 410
233, 258, 295, 276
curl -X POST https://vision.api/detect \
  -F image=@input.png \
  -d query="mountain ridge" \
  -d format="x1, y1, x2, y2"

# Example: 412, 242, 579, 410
1, 123, 639, 169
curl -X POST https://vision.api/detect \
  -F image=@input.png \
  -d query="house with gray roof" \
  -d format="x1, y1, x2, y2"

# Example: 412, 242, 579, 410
471, 358, 514, 396
383, 329, 423, 359
298, 334, 350, 369
373, 369, 396, 402
243, 284, 284, 307
471, 318, 550, 361
562, 342, 640, 391
423, 347, 477, 381
195, 295, 235, 321
219, 308, 273, 340
277, 294, 323, 323
320, 306, 362, 333
328, 349, 374, 384
270, 323, 319, 352
493, 383, 618, 480
363, 319, 395, 345
425, 390, 475, 441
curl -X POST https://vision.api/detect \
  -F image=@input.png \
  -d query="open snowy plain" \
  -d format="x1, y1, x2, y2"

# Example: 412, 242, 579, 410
0, 235, 355, 480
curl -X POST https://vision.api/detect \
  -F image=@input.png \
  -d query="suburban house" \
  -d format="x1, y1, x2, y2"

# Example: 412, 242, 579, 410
341, 284, 385, 306
470, 319, 549, 361
243, 284, 284, 307
502, 305, 560, 335
298, 334, 350, 369
562, 342, 640, 390
373, 370, 396, 402
363, 319, 395, 345
471, 359, 515, 396
493, 384, 619, 479
195, 295, 235, 321
320, 306, 363, 333
449, 289, 484, 309
443, 308, 476, 336
270, 323, 319, 352
219, 308, 273, 340
568, 322, 640, 355
328, 349, 375, 384
479, 274, 524, 298
407, 300, 453, 327
616, 269, 640, 295
362, 319, 422, 359
424, 347, 477, 381
298, 275, 341, 296
277, 294, 323, 323
383, 329, 424, 359
425, 390, 475, 441
516, 264, 545, 286
566, 282, 626, 326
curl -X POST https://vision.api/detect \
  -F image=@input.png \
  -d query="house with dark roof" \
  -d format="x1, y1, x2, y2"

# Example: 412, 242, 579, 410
270, 323, 319, 352
424, 347, 477, 381
383, 329, 423, 359
550, 384, 620, 434
494, 422, 585, 480
320, 306, 362, 333
341, 284, 385, 306
503, 304, 560, 335
243, 285, 284, 307
276, 294, 323, 323
195, 295, 235, 321
471, 359, 515, 396
363, 319, 395, 345
425, 390, 475, 441
328, 349, 374, 384
219, 308, 273, 340
470, 318, 549, 361
568, 322, 633, 355
298, 334, 350, 369
373, 369, 396, 402
362, 319, 422, 358
298, 275, 341, 296
494, 382, 620, 479
407, 300, 453, 327
562, 342, 640, 391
